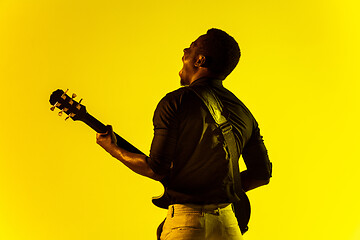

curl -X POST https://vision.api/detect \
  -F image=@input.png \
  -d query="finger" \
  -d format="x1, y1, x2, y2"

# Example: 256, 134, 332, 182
97, 131, 108, 137
106, 125, 113, 133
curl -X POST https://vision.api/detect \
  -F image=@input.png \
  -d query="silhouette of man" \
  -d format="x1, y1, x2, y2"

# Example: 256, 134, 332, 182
97, 28, 272, 239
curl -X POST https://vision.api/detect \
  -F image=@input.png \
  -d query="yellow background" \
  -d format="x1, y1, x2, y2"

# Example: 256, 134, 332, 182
1, 0, 359, 239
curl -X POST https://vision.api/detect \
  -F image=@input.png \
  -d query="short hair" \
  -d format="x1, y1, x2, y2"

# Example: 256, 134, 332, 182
197, 28, 241, 79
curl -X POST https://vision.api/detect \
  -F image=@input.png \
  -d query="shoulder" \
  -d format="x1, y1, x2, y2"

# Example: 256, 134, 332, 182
158, 87, 200, 111
153, 87, 201, 124
163, 86, 197, 101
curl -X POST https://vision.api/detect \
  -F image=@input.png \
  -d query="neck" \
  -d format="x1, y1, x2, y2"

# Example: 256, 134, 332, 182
189, 69, 219, 85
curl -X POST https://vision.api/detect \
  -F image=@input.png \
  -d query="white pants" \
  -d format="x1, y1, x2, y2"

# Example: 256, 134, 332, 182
160, 203, 243, 240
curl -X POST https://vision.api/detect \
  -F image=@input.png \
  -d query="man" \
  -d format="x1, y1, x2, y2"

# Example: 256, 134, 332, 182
96, 28, 272, 239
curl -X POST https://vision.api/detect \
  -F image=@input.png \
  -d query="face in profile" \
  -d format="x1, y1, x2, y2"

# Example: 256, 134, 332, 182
179, 35, 206, 86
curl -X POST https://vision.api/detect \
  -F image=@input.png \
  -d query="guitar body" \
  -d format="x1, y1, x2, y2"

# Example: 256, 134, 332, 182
233, 190, 251, 234
49, 89, 250, 234
152, 191, 171, 210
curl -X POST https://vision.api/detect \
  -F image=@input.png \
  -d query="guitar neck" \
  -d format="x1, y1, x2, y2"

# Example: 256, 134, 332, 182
82, 112, 144, 155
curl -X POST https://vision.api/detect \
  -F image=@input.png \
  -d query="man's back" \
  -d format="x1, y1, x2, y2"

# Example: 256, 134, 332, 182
148, 77, 271, 205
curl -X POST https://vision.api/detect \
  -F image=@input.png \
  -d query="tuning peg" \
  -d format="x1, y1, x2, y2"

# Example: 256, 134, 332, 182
76, 98, 83, 110
65, 113, 76, 121
69, 93, 78, 105
50, 102, 61, 111
61, 89, 69, 100
58, 107, 69, 116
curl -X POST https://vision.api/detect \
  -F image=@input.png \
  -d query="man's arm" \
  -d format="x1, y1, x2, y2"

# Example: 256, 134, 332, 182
96, 125, 163, 181
241, 125, 272, 192
241, 170, 270, 192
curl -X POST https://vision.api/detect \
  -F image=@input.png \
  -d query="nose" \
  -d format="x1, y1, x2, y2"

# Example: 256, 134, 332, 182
183, 47, 189, 53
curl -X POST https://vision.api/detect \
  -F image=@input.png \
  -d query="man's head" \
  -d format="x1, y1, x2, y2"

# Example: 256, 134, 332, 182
179, 28, 241, 86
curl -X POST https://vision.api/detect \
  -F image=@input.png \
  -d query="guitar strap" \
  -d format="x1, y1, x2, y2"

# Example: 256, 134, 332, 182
190, 86, 244, 203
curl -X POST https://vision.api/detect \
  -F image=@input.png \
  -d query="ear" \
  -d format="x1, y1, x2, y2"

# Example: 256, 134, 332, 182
194, 54, 207, 68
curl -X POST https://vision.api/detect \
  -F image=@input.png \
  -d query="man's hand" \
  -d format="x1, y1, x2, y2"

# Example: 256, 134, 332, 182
96, 125, 118, 155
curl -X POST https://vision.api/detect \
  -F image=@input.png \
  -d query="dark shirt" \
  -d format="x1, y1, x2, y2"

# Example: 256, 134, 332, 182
147, 78, 272, 205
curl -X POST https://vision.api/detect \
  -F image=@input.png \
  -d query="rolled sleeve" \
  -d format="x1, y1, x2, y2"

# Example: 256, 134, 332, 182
242, 126, 272, 180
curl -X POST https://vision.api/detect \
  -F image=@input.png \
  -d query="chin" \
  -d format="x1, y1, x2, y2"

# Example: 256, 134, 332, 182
180, 76, 191, 86
179, 71, 186, 86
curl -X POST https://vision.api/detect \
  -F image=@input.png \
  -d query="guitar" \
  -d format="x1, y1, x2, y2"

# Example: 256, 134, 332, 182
49, 89, 250, 234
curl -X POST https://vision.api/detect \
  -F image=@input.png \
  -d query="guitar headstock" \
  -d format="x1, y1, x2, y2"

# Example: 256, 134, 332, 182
49, 89, 87, 121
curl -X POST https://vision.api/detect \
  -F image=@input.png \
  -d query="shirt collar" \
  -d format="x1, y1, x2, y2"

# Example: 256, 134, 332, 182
189, 77, 223, 87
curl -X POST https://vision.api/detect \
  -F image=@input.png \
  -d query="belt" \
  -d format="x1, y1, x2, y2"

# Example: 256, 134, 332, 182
167, 203, 232, 217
